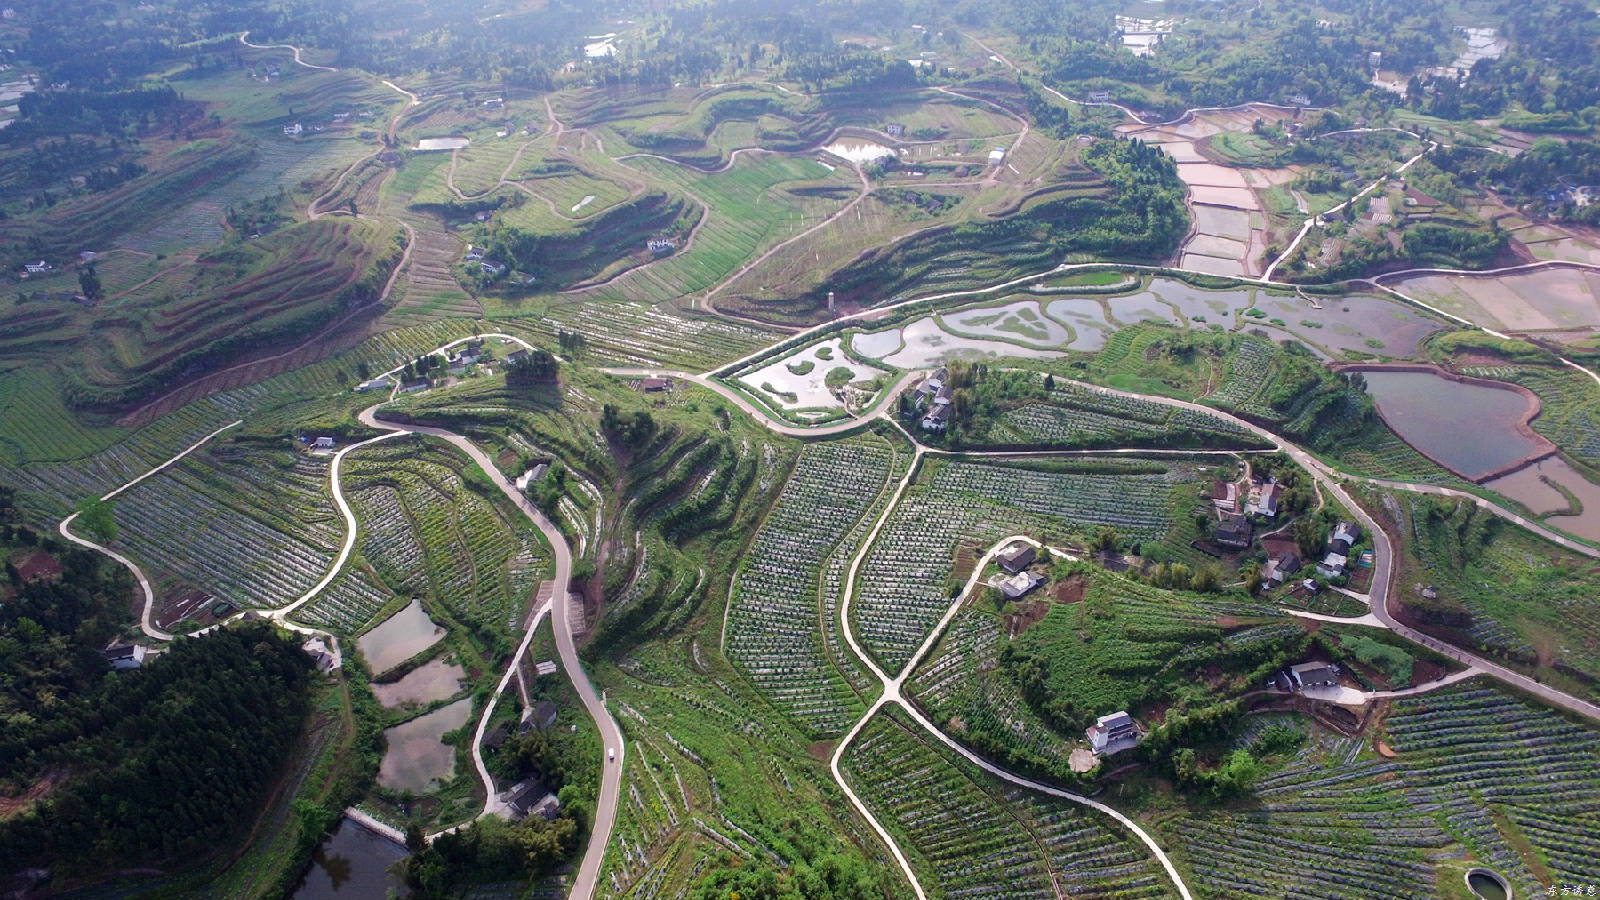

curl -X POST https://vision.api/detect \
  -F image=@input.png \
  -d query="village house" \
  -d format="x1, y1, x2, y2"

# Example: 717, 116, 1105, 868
1087, 711, 1139, 755
1329, 521, 1361, 555
505, 349, 530, 365
481, 96, 504, 109
1289, 662, 1338, 691
999, 570, 1045, 600
1253, 482, 1281, 518
1215, 514, 1252, 550
1087, 90, 1110, 104
921, 402, 951, 432
357, 377, 391, 392
636, 377, 670, 392
283, 122, 302, 136
884, 122, 905, 137
301, 636, 339, 673
1316, 551, 1348, 579
480, 260, 507, 277
500, 775, 560, 821
1264, 550, 1301, 586
464, 244, 486, 262
534, 659, 558, 677
987, 147, 1007, 165
22, 260, 51, 274
996, 543, 1036, 574
911, 367, 948, 408
102, 643, 147, 671
1211, 480, 1238, 512
647, 238, 676, 254
312, 436, 335, 450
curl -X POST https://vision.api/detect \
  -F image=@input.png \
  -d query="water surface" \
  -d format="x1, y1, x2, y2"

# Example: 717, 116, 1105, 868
291, 817, 410, 900
1362, 370, 1543, 479
359, 599, 446, 674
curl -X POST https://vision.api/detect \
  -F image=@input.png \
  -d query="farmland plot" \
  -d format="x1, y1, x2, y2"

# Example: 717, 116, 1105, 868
852, 458, 1185, 672
108, 442, 341, 613
344, 438, 549, 636
981, 380, 1261, 450
725, 438, 897, 735
842, 708, 1178, 900
1165, 685, 1600, 900
577, 153, 855, 303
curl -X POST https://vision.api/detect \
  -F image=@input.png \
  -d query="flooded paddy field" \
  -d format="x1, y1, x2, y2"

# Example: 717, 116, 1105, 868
1394, 268, 1600, 338
1484, 456, 1600, 542
737, 337, 886, 410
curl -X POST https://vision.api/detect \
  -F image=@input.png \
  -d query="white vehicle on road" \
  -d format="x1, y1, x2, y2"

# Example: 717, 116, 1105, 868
607, 747, 616, 762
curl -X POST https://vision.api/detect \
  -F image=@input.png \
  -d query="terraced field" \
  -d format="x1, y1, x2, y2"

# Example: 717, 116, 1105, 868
343, 436, 550, 637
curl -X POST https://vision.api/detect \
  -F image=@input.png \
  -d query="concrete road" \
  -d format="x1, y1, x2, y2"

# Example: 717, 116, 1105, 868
360, 406, 624, 899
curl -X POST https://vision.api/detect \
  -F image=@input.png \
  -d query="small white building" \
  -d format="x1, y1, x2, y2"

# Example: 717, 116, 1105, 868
999, 570, 1045, 600
283, 122, 303, 136
312, 436, 336, 450
23, 260, 51, 274
987, 147, 1007, 165
1087, 711, 1139, 755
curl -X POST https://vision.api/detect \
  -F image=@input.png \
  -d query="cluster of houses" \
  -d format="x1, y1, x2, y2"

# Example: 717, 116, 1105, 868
486, 686, 563, 822
1315, 522, 1362, 580
464, 245, 508, 278
1209, 475, 1292, 552
911, 367, 953, 431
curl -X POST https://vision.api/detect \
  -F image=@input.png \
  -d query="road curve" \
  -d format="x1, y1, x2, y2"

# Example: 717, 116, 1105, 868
600, 367, 915, 438
56, 419, 244, 641
238, 32, 337, 71
358, 405, 623, 900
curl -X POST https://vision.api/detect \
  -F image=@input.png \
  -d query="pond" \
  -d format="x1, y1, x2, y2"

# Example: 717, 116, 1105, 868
823, 139, 894, 165
1361, 369, 1547, 480
291, 817, 410, 900
416, 137, 469, 151
359, 599, 446, 675
1465, 868, 1511, 900
371, 659, 467, 709
378, 697, 473, 794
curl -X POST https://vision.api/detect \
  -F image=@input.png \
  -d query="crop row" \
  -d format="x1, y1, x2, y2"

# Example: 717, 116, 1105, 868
296, 566, 394, 633
844, 709, 1175, 899
109, 447, 339, 610
725, 440, 892, 736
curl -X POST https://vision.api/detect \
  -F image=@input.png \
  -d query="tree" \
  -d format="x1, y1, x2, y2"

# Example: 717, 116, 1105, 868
1292, 516, 1323, 560
1092, 527, 1120, 554
77, 262, 102, 302
506, 349, 559, 386
75, 497, 117, 543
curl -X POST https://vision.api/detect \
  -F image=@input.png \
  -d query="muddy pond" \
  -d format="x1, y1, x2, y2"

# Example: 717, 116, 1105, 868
371, 659, 467, 709
1360, 369, 1547, 480
378, 697, 473, 794
291, 817, 410, 900
359, 599, 446, 674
